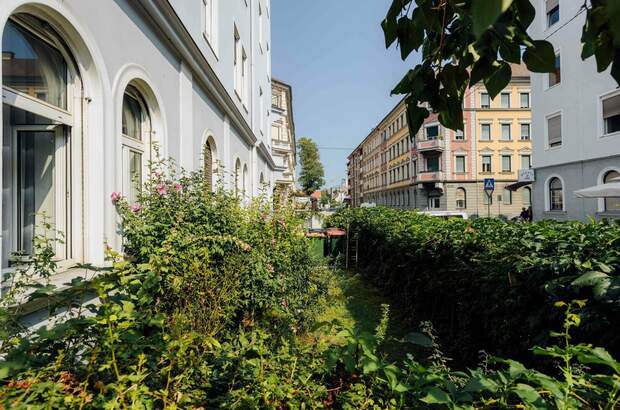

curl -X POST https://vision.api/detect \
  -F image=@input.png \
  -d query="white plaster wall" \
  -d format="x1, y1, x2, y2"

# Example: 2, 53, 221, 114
530, 0, 620, 169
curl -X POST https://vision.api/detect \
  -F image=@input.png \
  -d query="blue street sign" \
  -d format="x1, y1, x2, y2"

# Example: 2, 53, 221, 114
484, 178, 495, 192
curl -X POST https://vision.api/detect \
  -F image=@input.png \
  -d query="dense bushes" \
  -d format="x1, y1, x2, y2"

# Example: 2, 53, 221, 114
327, 207, 620, 366
0, 162, 327, 407
2, 170, 620, 408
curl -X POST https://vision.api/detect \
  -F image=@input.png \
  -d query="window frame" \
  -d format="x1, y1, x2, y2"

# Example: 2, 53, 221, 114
501, 154, 512, 172
547, 176, 564, 212
545, 111, 563, 149
600, 89, 620, 138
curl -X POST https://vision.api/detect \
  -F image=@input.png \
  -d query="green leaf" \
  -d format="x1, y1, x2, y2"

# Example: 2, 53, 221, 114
576, 347, 620, 373
523, 40, 556, 73
511, 383, 542, 404
406, 102, 430, 137
571, 271, 609, 287
405, 332, 433, 347
420, 387, 452, 404
483, 61, 512, 99
463, 376, 500, 393
514, 0, 536, 29
471, 0, 514, 38
612, 49, 620, 86
499, 38, 522, 64
397, 12, 425, 60
608, 1, 620, 48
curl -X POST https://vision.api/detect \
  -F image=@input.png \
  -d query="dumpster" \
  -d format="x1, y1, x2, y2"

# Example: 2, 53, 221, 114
326, 228, 346, 258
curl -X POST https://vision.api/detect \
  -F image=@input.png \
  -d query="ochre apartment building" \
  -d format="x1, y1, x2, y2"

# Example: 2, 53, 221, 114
347, 64, 533, 218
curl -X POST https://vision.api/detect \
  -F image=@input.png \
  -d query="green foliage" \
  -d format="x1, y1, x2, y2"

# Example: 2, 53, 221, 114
297, 137, 325, 195
382, 0, 620, 137
2, 165, 620, 408
327, 207, 620, 366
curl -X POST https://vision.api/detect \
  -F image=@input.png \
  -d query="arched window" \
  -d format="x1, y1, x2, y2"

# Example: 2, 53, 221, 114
234, 159, 241, 196
121, 85, 151, 204
203, 139, 217, 192
2, 14, 79, 265
604, 170, 620, 212
522, 186, 532, 206
259, 172, 265, 189
243, 164, 249, 196
456, 188, 466, 209
549, 177, 563, 211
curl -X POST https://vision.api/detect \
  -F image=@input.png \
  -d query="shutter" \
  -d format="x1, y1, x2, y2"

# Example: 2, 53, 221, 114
546, 0, 559, 13
548, 115, 562, 145
603, 94, 620, 119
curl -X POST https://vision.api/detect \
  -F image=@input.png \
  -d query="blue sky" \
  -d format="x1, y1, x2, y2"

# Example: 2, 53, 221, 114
271, 0, 419, 188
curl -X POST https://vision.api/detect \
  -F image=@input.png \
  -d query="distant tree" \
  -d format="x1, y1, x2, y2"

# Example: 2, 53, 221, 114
382, 0, 620, 137
320, 190, 331, 207
297, 137, 325, 195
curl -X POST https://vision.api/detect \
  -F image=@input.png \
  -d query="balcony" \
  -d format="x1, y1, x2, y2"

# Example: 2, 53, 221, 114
417, 171, 445, 183
416, 138, 445, 153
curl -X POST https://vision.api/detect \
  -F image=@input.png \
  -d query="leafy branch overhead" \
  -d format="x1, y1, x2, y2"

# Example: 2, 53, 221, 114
382, 0, 620, 137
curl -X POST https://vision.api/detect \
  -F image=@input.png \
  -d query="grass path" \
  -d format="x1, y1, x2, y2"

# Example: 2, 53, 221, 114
310, 269, 410, 359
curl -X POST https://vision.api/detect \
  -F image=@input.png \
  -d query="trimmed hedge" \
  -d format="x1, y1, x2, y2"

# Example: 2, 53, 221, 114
327, 207, 620, 366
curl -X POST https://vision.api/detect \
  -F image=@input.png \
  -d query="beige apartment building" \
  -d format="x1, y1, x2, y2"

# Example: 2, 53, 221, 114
271, 79, 297, 195
347, 64, 533, 218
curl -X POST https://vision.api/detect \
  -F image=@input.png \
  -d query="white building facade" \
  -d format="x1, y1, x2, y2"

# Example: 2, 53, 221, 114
0, 0, 275, 277
530, 0, 620, 221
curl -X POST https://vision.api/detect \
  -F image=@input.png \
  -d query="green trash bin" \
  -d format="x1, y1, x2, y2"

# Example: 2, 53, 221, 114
326, 228, 346, 258
306, 230, 326, 259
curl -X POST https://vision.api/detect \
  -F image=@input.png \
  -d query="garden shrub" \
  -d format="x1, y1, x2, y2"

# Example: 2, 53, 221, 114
327, 207, 620, 367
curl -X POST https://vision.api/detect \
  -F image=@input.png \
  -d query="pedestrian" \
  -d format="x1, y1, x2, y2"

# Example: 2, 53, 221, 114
519, 207, 528, 222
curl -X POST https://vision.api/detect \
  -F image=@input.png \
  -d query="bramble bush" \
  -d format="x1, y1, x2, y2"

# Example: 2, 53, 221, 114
326, 207, 620, 367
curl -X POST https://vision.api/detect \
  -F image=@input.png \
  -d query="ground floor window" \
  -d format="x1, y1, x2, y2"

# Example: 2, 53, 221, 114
428, 196, 440, 209
604, 170, 620, 212
549, 177, 563, 211
522, 186, 532, 206
455, 188, 466, 209
2, 105, 69, 267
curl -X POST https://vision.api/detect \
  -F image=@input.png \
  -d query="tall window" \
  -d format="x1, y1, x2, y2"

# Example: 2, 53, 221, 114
520, 123, 531, 140
480, 92, 490, 108
602, 93, 620, 135
243, 164, 249, 196
481, 155, 492, 173
235, 159, 242, 196
455, 128, 464, 140
428, 196, 441, 209
521, 154, 531, 170
546, 0, 559, 28
456, 188, 466, 209
258, 2, 263, 51
455, 155, 466, 173
481, 124, 491, 141
547, 113, 562, 148
604, 170, 620, 212
122, 86, 151, 204
500, 92, 511, 108
549, 177, 563, 211
549, 54, 561, 87
501, 155, 512, 172
522, 187, 532, 206
503, 188, 512, 205
501, 123, 512, 141
520, 92, 530, 108
233, 26, 243, 99
2, 15, 76, 266
203, 0, 217, 49
203, 139, 217, 191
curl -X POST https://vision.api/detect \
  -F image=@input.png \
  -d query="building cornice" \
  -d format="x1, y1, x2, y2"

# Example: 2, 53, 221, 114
257, 141, 280, 170
135, 0, 267, 159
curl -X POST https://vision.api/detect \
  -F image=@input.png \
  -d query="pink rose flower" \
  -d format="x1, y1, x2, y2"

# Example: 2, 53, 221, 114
156, 183, 167, 196
130, 203, 142, 213
110, 192, 121, 204
173, 183, 183, 192
153, 170, 163, 178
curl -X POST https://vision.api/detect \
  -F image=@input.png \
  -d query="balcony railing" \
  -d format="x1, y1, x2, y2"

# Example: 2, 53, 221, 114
416, 138, 445, 152
417, 170, 445, 182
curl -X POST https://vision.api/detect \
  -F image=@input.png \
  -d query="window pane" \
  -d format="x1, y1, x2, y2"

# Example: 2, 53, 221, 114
503, 188, 512, 205
481, 124, 490, 140
521, 123, 530, 140
548, 115, 562, 147
501, 93, 510, 108
502, 155, 511, 172
455, 156, 465, 173
128, 151, 142, 204
481, 93, 490, 108
2, 19, 68, 109
426, 125, 439, 139
501, 124, 511, 140
522, 187, 532, 206
520, 93, 530, 108
122, 93, 143, 140
521, 155, 531, 169
427, 156, 439, 171
549, 54, 561, 86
